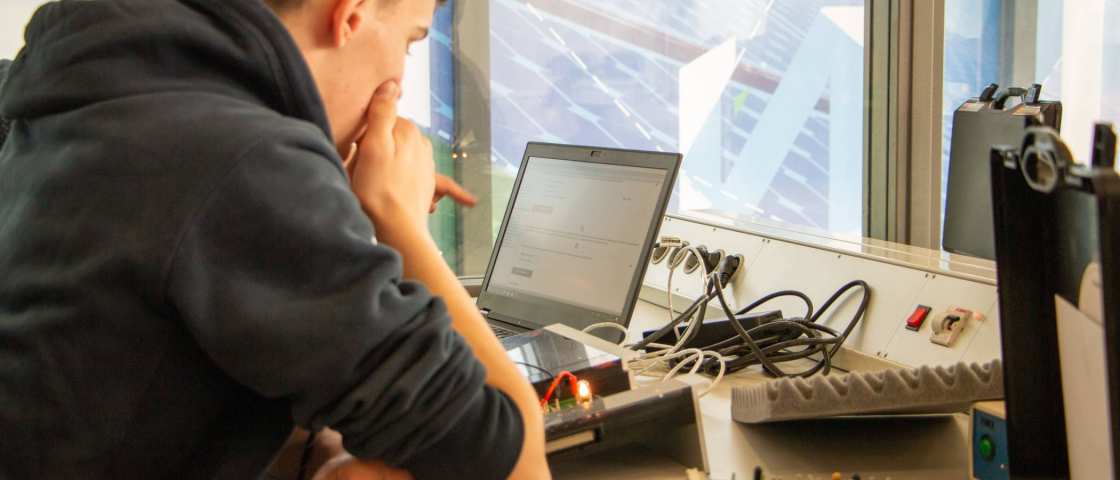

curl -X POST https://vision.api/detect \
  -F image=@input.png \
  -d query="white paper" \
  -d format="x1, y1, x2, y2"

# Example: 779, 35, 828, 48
1056, 262, 1114, 479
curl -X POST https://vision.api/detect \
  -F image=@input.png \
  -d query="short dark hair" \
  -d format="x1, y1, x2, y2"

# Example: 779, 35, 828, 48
264, 0, 446, 11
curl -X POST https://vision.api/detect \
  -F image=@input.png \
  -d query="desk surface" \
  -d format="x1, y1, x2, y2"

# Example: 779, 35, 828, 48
551, 300, 970, 480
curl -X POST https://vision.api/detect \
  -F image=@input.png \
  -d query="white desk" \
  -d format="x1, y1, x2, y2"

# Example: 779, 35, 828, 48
551, 300, 971, 480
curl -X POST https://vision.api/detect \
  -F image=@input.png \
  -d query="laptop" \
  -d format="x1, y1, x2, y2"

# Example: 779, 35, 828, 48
478, 142, 681, 341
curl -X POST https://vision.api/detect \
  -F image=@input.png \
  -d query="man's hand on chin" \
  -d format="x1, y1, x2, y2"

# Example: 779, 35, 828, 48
340, 121, 477, 216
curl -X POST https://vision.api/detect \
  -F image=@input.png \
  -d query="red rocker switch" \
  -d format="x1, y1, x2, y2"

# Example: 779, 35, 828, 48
906, 305, 932, 331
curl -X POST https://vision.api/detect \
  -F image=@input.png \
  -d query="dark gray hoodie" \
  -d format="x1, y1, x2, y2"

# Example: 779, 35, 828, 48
0, 59, 9, 147
0, 1, 521, 478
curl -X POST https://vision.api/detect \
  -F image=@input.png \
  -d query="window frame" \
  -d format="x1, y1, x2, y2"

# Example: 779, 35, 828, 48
866, 0, 947, 249
452, 0, 495, 275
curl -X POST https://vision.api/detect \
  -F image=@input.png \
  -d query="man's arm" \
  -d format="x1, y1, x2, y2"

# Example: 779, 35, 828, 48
375, 212, 548, 480
345, 81, 549, 479
166, 121, 529, 479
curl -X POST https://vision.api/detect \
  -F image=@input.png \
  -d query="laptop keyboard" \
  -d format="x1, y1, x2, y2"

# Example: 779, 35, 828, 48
491, 324, 521, 339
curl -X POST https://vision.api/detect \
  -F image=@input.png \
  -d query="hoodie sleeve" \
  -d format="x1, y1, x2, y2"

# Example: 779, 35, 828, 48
165, 126, 523, 480
0, 60, 11, 149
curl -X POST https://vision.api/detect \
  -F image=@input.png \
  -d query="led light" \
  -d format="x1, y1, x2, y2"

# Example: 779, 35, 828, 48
979, 435, 996, 461
576, 380, 593, 404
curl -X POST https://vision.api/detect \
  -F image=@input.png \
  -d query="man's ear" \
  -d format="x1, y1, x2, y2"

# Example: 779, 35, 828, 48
329, 0, 368, 48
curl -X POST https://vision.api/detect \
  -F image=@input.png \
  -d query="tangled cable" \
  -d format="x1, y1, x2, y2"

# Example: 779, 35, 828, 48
708, 278, 871, 377
585, 244, 732, 395
588, 241, 872, 394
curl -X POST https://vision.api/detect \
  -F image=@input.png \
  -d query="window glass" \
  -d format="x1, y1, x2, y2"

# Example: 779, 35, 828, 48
491, 0, 867, 233
942, 0, 1120, 230
401, 4, 462, 272
467, 0, 867, 275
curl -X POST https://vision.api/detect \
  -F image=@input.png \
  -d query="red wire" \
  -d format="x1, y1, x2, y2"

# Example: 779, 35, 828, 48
540, 371, 579, 406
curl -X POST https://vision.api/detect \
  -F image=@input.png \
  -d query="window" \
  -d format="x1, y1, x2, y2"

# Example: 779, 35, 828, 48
447, 0, 869, 275
941, 0, 1120, 225
2, 1, 875, 276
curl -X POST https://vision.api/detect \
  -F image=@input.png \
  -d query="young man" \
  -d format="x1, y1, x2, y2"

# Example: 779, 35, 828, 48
0, 0, 548, 479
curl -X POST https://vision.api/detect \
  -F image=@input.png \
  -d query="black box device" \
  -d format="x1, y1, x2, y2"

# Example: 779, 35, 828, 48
944, 84, 1062, 260
545, 379, 708, 473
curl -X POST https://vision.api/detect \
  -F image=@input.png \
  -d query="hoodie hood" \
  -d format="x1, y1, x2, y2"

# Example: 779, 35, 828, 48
0, 0, 330, 138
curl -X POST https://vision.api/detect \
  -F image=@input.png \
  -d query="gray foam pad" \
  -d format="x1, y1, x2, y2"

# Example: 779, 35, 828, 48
731, 360, 1003, 424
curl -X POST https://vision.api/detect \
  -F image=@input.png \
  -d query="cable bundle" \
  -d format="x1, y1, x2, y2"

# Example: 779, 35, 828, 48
707, 279, 870, 377
584, 243, 733, 395
588, 239, 872, 395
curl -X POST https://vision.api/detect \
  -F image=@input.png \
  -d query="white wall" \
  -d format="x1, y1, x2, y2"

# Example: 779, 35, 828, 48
0, 1, 50, 60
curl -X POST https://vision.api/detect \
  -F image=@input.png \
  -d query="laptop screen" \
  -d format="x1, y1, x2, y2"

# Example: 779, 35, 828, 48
486, 156, 669, 318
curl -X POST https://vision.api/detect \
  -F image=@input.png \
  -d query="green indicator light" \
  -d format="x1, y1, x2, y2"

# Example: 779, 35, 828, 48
979, 435, 996, 461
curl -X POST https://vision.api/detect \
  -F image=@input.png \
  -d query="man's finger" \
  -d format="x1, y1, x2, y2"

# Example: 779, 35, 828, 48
435, 174, 478, 206
342, 142, 358, 179
364, 81, 400, 146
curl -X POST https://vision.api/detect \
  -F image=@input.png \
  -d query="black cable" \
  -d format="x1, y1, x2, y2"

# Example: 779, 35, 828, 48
734, 289, 815, 320
633, 245, 730, 352
630, 289, 715, 349
718, 287, 826, 377
513, 361, 555, 380
698, 314, 811, 352
717, 286, 809, 375
676, 288, 818, 363
634, 248, 871, 381
811, 280, 872, 358
697, 273, 871, 377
